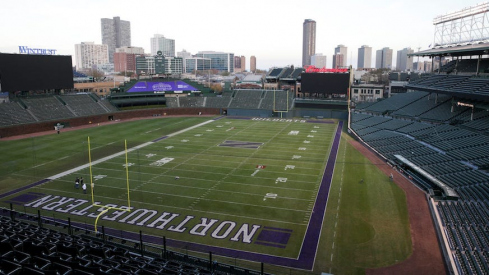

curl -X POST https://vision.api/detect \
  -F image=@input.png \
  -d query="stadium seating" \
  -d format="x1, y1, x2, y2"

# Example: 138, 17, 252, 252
228, 90, 263, 109
59, 94, 111, 116
0, 212, 263, 275
259, 90, 294, 110
22, 96, 76, 121
178, 97, 205, 108
350, 86, 489, 274
0, 102, 37, 126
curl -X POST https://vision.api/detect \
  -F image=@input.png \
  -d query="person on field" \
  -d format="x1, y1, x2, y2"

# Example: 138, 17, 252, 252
82, 182, 87, 194
75, 177, 80, 189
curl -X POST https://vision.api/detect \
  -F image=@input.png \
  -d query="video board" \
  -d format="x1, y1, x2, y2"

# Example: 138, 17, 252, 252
0, 53, 74, 91
301, 73, 350, 94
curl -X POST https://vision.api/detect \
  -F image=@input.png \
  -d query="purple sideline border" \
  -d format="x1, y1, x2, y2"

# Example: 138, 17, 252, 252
1, 119, 343, 270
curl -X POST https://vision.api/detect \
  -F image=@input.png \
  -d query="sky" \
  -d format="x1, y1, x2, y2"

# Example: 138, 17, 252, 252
0, 0, 484, 70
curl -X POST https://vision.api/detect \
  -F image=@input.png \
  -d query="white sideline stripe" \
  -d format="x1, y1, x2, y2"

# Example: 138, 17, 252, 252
46, 119, 216, 180
166, 120, 215, 137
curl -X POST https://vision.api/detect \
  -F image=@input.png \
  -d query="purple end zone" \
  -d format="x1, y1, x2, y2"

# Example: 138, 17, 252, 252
2, 120, 344, 270
255, 241, 287, 249
0, 179, 50, 199
263, 226, 293, 232
257, 230, 291, 245
5, 192, 46, 205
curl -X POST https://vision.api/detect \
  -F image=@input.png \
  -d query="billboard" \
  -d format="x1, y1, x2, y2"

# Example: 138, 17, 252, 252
127, 81, 198, 93
300, 73, 350, 94
0, 53, 73, 91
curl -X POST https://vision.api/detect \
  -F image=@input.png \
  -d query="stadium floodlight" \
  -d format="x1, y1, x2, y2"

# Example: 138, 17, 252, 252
433, 3, 489, 47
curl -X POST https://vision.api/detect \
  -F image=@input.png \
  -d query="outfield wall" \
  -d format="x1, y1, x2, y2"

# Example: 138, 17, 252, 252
0, 107, 221, 139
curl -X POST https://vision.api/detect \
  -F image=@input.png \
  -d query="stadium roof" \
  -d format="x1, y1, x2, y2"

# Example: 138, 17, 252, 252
409, 42, 489, 57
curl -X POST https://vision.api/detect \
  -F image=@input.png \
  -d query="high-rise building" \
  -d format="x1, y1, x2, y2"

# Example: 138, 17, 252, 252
332, 54, 344, 69
333, 45, 348, 68
302, 19, 316, 67
75, 42, 109, 70
178, 49, 192, 73
250, 56, 256, 73
150, 34, 175, 57
396, 47, 414, 71
101, 16, 131, 64
185, 57, 212, 73
234, 56, 242, 72
375, 47, 393, 69
358, 45, 372, 69
424, 61, 432, 72
311, 54, 327, 68
113, 47, 144, 73
241, 56, 246, 72
116, 46, 144, 55
413, 61, 424, 72
195, 51, 234, 72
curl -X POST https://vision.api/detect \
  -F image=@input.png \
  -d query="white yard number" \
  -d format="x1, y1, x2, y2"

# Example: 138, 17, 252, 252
150, 157, 175, 167
292, 155, 301, 159
285, 165, 295, 170
165, 146, 174, 150
303, 140, 310, 144
181, 139, 189, 142
298, 147, 307, 151
146, 153, 156, 158
311, 130, 317, 133
307, 135, 314, 138
194, 134, 202, 137
288, 131, 300, 135
123, 163, 135, 168
275, 177, 287, 184
93, 175, 106, 181
263, 193, 278, 201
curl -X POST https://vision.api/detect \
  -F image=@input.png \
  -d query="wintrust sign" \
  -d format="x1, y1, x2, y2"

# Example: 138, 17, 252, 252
19, 46, 57, 55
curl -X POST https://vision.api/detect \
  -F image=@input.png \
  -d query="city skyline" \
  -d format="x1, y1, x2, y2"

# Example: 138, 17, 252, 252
0, 0, 483, 70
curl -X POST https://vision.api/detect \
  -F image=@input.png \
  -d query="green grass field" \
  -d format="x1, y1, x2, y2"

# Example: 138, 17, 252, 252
0, 116, 411, 274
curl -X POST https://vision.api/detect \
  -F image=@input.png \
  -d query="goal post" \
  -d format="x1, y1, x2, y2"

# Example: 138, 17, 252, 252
273, 90, 289, 118
87, 137, 131, 232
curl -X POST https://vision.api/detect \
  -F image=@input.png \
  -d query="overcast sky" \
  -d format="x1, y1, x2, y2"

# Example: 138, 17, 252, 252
0, 0, 483, 70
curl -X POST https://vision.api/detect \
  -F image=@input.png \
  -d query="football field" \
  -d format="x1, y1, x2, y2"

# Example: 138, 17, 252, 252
1, 116, 340, 269
0, 116, 412, 273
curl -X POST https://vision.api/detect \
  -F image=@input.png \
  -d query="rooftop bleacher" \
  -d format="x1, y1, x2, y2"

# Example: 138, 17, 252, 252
266, 68, 283, 78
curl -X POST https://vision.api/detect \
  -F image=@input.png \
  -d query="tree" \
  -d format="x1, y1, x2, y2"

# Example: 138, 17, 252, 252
85, 69, 105, 82
210, 83, 223, 94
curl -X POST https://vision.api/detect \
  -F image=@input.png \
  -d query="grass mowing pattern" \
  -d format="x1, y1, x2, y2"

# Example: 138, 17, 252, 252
315, 133, 412, 274
0, 117, 411, 273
